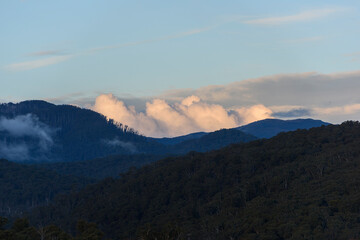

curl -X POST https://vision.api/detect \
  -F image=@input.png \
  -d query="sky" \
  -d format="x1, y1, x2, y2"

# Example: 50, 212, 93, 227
1, 1, 360, 137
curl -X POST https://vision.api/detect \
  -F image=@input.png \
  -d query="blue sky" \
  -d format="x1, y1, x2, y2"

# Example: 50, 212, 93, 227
1, 1, 360, 136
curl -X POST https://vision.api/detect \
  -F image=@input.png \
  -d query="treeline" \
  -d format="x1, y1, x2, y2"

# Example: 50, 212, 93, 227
30, 121, 360, 239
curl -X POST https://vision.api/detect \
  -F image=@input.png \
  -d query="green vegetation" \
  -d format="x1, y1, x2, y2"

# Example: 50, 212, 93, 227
30, 121, 360, 239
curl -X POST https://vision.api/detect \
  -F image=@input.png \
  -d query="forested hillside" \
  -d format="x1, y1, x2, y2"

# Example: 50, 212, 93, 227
0, 101, 163, 162
35, 129, 256, 179
30, 121, 360, 239
0, 159, 92, 217
37, 154, 164, 179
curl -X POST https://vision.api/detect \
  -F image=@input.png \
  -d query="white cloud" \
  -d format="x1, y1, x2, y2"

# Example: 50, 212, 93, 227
0, 114, 54, 150
243, 8, 345, 25
92, 94, 272, 137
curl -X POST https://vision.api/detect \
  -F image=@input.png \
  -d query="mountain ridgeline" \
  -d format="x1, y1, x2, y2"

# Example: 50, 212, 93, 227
31, 122, 360, 239
0, 100, 257, 163
0, 100, 329, 164
237, 118, 330, 138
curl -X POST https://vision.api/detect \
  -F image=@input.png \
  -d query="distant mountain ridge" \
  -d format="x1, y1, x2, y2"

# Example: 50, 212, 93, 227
237, 118, 330, 138
151, 118, 330, 144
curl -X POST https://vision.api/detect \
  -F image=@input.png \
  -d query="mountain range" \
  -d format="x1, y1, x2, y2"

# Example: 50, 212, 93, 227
0, 100, 329, 164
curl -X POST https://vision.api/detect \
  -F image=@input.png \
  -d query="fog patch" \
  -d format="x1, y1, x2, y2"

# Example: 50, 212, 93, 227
0, 114, 55, 161
102, 138, 137, 153
0, 142, 29, 161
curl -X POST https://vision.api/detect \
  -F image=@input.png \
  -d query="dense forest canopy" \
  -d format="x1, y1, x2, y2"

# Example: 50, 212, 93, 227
28, 121, 360, 239
0, 159, 92, 217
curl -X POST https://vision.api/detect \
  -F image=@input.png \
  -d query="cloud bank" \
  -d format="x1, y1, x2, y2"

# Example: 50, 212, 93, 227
93, 94, 272, 137
89, 70, 360, 137
160, 71, 360, 123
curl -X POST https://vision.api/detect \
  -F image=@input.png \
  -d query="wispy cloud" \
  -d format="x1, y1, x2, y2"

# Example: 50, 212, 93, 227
244, 8, 346, 25
4, 55, 72, 71
87, 25, 216, 53
344, 51, 360, 62
27, 50, 63, 57
4, 25, 215, 71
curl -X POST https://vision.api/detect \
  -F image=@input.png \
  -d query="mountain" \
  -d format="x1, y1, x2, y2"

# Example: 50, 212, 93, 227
237, 118, 330, 138
0, 101, 329, 166
31, 122, 360, 239
152, 118, 330, 146
0, 100, 255, 163
0, 158, 92, 217
0, 100, 163, 162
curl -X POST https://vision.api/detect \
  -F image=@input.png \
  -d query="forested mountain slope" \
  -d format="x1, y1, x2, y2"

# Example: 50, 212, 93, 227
0, 159, 92, 217
36, 129, 256, 179
0, 100, 162, 162
37, 154, 163, 179
32, 121, 360, 239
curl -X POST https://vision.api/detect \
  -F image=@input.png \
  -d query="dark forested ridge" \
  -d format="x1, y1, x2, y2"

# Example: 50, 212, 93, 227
0, 159, 92, 217
30, 121, 360, 239
37, 154, 164, 179
0, 100, 163, 162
